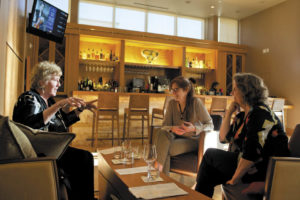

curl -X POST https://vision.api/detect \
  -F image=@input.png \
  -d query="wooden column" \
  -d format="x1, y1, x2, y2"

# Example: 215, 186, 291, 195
119, 40, 125, 88
206, 16, 218, 41
65, 33, 80, 96
70, 0, 79, 24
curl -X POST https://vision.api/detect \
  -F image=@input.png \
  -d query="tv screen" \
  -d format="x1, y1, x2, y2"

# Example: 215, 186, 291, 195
27, 0, 68, 43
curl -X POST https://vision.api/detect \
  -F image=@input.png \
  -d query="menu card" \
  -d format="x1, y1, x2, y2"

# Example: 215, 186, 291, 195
99, 146, 122, 155
115, 166, 148, 175
129, 183, 188, 199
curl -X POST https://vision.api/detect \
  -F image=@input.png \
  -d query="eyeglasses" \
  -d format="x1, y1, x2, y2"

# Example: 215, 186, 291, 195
170, 88, 180, 93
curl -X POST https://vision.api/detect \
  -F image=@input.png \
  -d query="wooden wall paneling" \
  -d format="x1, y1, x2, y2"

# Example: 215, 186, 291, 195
49, 41, 56, 62
4, 45, 24, 117
216, 51, 227, 94
6, 0, 26, 61
65, 34, 80, 96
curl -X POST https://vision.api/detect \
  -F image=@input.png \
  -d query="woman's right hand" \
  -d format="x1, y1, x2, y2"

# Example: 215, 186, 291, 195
228, 101, 240, 115
57, 97, 86, 111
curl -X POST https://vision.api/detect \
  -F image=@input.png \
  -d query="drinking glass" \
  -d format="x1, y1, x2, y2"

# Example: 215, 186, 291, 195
143, 144, 157, 181
121, 140, 132, 165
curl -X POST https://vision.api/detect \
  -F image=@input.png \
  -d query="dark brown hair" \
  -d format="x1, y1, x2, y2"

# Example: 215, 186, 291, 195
170, 76, 195, 119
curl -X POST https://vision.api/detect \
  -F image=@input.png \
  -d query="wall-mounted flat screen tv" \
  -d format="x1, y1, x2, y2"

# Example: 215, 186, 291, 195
26, 0, 68, 43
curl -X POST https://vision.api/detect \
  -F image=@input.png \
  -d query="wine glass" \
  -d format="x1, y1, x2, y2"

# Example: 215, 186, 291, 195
143, 144, 157, 181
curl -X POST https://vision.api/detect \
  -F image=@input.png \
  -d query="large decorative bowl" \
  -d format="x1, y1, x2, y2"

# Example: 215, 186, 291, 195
141, 49, 159, 64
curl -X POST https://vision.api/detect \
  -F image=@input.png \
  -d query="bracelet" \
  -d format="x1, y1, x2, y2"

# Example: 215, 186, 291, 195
77, 107, 84, 112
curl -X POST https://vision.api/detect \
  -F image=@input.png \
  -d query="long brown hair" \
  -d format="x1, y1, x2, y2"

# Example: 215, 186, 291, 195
170, 76, 195, 119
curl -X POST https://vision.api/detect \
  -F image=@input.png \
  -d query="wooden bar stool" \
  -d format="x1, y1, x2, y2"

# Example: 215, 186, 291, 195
151, 95, 173, 126
123, 95, 150, 144
271, 98, 285, 131
210, 97, 227, 117
92, 93, 120, 149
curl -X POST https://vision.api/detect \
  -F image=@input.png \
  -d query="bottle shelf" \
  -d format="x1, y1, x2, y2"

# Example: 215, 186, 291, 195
79, 59, 119, 67
125, 62, 180, 69
184, 67, 214, 74
79, 59, 117, 73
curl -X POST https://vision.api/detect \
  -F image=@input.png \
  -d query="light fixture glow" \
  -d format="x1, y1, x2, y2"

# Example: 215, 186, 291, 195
210, 5, 215, 9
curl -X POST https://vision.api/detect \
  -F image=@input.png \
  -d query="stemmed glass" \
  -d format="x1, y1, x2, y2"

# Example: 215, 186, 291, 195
143, 144, 157, 181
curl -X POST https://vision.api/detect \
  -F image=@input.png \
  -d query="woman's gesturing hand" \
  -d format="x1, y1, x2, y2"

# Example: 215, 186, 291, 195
84, 99, 97, 112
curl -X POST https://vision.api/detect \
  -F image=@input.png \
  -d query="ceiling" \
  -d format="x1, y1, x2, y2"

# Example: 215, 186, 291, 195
91, 0, 286, 20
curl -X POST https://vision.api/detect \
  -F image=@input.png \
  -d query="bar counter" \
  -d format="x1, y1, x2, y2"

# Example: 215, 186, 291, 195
70, 91, 292, 146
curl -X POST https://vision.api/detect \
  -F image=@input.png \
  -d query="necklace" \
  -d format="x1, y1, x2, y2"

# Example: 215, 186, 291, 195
178, 103, 186, 120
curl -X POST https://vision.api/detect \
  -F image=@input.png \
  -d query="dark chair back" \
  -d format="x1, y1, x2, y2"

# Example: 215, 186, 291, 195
289, 124, 300, 157
210, 114, 222, 131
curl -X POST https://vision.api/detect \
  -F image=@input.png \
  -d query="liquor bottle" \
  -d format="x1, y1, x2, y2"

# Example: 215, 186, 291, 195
91, 49, 95, 59
95, 50, 99, 60
79, 51, 82, 59
100, 49, 104, 60
82, 50, 87, 59
109, 50, 113, 61
87, 49, 91, 59
185, 57, 189, 68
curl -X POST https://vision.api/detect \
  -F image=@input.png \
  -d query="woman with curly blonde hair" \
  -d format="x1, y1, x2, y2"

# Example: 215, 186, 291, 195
13, 61, 97, 200
194, 73, 289, 199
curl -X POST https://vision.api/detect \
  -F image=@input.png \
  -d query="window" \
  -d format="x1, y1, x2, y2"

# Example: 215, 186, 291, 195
218, 17, 238, 44
115, 7, 145, 32
78, 1, 113, 27
177, 17, 204, 39
147, 12, 175, 35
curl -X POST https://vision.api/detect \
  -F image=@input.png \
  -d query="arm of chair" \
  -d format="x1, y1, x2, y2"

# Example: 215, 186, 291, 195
265, 157, 300, 200
197, 130, 207, 171
0, 157, 61, 200
150, 125, 162, 144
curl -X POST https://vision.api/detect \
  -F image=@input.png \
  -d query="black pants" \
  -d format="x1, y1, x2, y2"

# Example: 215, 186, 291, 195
195, 148, 238, 198
57, 146, 94, 200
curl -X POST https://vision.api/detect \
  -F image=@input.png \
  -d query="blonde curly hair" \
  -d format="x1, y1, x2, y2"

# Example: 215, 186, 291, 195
233, 73, 269, 106
31, 61, 62, 90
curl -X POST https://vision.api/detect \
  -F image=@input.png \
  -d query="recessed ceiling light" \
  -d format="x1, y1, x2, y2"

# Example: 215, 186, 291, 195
210, 5, 215, 9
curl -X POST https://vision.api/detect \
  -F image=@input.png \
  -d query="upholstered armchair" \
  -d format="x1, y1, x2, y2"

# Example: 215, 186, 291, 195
0, 115, 74, 200
222, 124, 300, 200
150, 114, 223, 177
0, 157, 67, 200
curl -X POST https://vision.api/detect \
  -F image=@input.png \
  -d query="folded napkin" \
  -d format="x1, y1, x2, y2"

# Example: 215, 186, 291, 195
129, 183, 188, 199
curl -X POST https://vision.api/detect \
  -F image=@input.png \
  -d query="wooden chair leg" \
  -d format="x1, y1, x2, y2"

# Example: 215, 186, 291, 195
112, 115, 114, 146
117, 114, 120, 145
91, 112, 96, 147
127, 114, 130, 141
142, 115, 144, 145
123, 113, 126, 141
95, 113, 99, 151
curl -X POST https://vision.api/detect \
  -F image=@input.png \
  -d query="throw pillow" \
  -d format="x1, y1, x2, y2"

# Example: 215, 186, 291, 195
14, 122, 75, 159
0, 116, 37, 160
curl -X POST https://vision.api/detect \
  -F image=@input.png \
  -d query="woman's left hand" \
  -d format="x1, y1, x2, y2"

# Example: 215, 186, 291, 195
181, 121, 196, 133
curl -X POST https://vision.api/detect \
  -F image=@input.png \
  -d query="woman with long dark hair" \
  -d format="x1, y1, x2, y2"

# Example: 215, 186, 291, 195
153, 76, 213, 174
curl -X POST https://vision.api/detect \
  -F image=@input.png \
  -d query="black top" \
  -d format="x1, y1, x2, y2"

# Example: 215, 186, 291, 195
13, 89, 79, 132
226, 103, 289, 182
